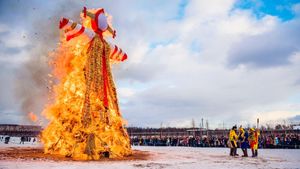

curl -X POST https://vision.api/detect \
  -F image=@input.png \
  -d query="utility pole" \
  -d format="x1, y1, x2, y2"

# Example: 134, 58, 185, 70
206, 120, 209, 137
160, 122, 163, 139
223, 121, 225, 136
206, 120, 209, 130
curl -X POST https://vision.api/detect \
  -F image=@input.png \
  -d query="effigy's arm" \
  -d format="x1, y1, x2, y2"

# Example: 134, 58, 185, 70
59, 17, 95, 41
108, 43, 128, 62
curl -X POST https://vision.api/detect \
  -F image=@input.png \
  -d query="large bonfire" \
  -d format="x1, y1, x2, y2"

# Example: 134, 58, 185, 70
41, 7, 132, 160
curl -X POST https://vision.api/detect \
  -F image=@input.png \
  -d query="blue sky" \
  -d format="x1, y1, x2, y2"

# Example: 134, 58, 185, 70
235, 0, 300, 20
0, 0, 300, 128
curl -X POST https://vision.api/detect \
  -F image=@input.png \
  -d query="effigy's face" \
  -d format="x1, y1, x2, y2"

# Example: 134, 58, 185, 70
80, 8, 115, 38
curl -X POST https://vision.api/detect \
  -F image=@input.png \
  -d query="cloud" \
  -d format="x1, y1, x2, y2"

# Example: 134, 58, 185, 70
227, 19, 300, 68
115, 0, 300, 127
0, 0, 299, 128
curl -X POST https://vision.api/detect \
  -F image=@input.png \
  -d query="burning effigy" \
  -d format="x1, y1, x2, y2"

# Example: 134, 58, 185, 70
40, 7, 132, 160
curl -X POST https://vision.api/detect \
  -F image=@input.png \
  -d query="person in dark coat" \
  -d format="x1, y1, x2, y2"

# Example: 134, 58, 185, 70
239, 126, 249, 157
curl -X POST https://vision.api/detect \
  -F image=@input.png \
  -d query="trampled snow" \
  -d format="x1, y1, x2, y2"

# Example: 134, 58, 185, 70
0, 141, 299, 169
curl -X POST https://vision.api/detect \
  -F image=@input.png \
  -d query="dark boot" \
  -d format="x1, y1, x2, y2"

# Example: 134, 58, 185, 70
242, 149, 248, 157
230, 148, 234, 156
235, 148, 239, 156
255, 150, 258, 157
251, 149, 255, 157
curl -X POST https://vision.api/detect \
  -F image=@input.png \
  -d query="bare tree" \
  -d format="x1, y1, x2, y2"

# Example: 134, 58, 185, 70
191, 119, 196, 129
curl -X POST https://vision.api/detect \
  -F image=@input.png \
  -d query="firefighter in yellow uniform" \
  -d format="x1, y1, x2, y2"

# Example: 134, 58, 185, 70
229, 125, 238, 156
249, 128, 260, 157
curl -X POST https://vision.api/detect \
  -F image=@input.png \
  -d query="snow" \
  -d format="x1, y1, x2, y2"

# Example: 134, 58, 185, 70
0, 142, 300, 169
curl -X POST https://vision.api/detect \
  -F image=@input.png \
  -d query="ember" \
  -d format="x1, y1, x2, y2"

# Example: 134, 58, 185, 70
28, 112, 38, 122
41, 7, 131, 160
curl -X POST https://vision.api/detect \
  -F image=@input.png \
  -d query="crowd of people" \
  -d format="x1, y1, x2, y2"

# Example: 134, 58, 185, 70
130, 128, 300, 153
0, 135, 37, 144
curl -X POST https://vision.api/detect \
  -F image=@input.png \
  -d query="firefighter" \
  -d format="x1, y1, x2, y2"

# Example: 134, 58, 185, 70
249, 128, 260, 157
229, 125, 239, 156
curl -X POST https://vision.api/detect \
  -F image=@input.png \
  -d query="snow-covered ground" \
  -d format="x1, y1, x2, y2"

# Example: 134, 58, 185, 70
0, 141, 300, 169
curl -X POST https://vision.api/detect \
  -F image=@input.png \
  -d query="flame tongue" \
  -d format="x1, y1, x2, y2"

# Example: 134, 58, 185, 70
41, 35, 131, 160
28, 112, 38, 122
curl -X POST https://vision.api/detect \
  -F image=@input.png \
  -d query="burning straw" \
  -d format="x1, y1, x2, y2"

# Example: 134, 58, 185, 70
40, 7, 131, 160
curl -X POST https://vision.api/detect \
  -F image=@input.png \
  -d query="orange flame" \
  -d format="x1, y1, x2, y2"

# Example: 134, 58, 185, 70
28, 112, 38, 122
